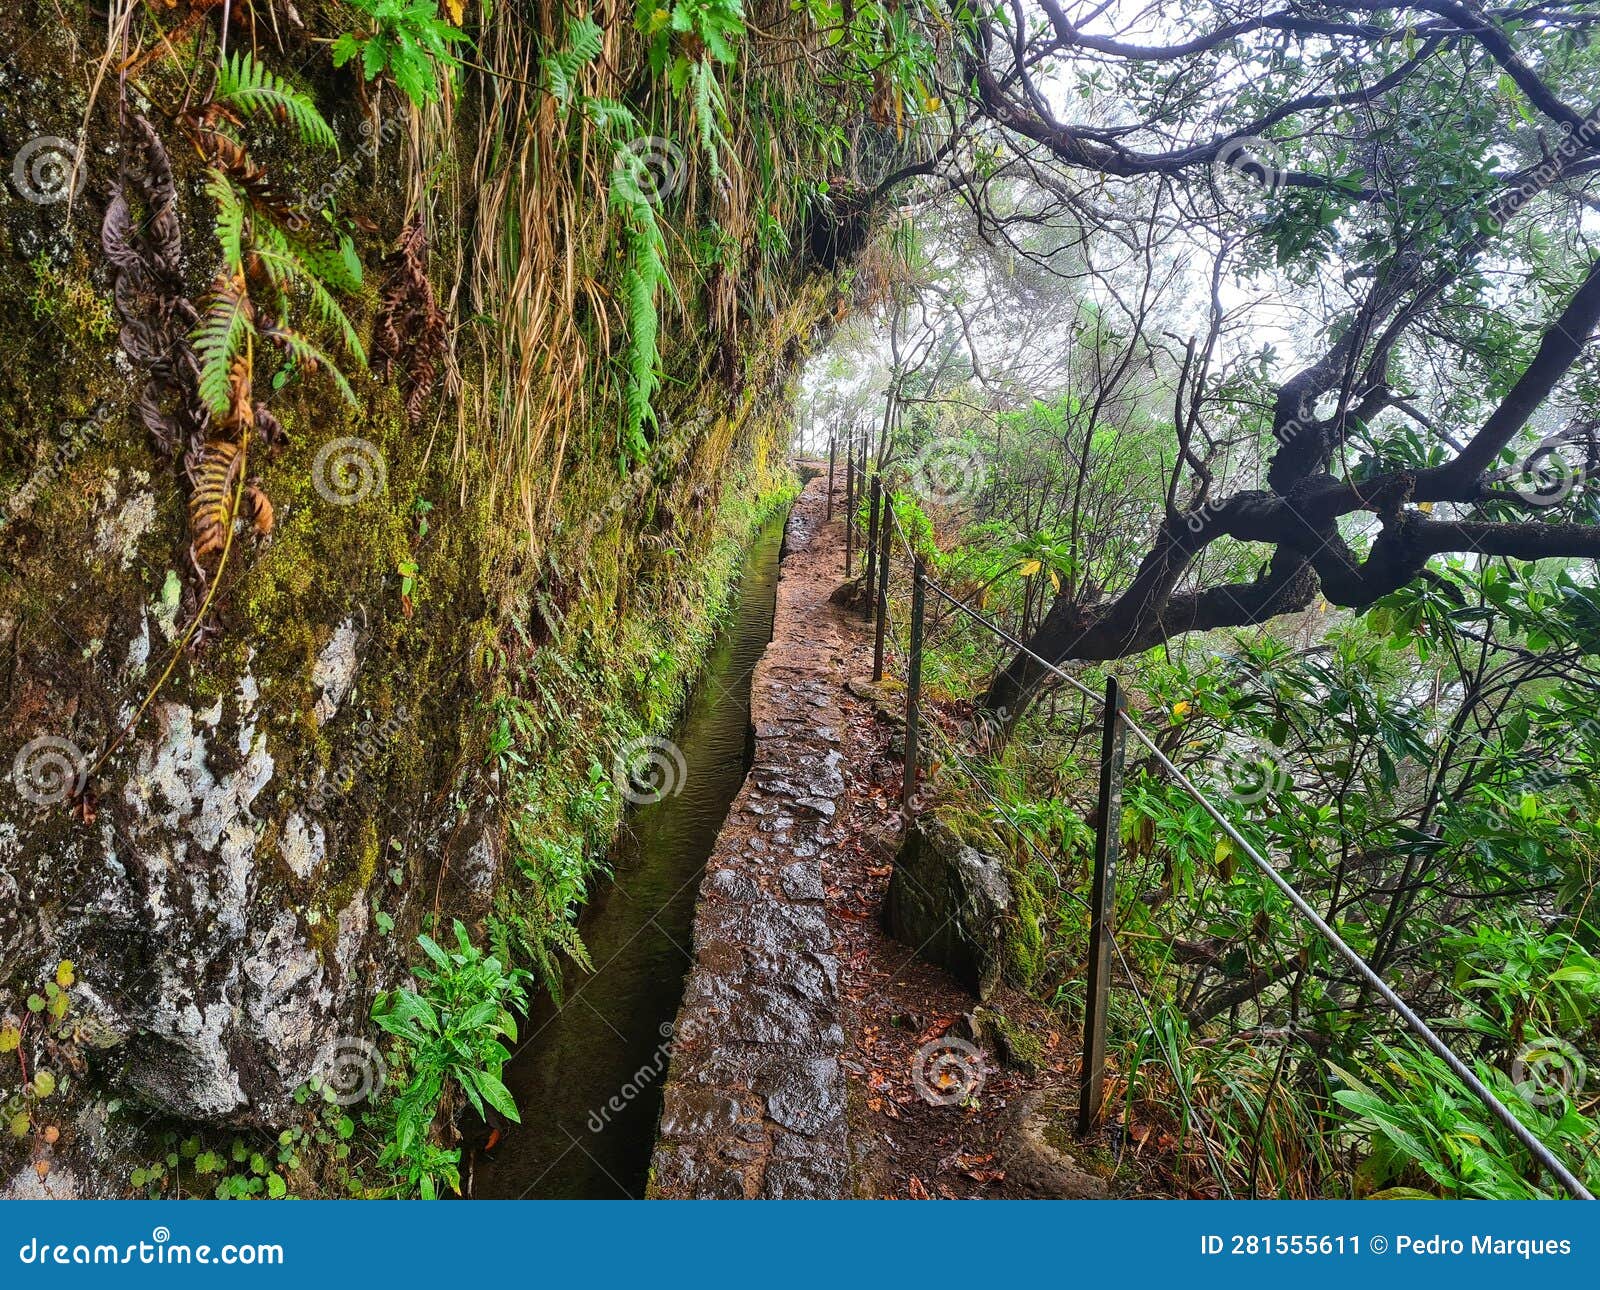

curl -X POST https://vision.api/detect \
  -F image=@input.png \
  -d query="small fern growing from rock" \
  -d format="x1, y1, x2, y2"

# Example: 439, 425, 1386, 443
188, 51, 365, 429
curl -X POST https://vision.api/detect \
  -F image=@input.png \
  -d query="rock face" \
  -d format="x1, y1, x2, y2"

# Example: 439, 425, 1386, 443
651, 474, 851, 1199
21, 640, 405, 1130
885, 817, 1014, 1000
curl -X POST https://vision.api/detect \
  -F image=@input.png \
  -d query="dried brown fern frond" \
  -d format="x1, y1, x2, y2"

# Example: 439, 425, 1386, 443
102, 113, 206, 458
184, 108, 301, 225
373, 218, 449, 427
189, 438, 244, 566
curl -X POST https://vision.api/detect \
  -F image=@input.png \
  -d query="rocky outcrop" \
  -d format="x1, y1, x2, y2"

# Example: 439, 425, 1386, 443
651, 474, 852, 1199
885, 817, 1015, 1000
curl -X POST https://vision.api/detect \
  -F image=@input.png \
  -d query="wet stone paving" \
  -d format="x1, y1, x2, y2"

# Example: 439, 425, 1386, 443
650, 477, 856, 1198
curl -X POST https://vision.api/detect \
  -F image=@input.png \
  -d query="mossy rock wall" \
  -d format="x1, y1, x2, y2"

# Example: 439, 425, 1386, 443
0, 2, 855, 1195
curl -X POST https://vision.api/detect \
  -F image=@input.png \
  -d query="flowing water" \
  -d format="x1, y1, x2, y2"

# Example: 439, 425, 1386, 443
474, 511, 787, 1199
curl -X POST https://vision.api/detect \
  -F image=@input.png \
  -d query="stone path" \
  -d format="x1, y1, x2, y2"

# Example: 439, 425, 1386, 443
649, 470, 856, 1198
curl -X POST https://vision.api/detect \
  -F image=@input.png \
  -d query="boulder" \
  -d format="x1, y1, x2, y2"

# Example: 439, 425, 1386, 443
885, 816, 1013, 999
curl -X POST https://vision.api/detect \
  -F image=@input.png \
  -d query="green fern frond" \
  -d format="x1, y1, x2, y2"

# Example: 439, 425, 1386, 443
251, 225, 368, 369
205, 171, 247, 271
689, 59, 728, 177
291, 233, 364, 295
216, 51, 338, 151
193, 283, 254, 416
544, 12, 604, 108
582, 98, 637, 135
262, 321, 357, 406
608, 161, 676, 462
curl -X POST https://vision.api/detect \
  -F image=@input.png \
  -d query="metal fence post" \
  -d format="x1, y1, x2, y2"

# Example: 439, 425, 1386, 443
826, 435, 836, 521
859, 437, 871, 575
901, 557, 926, 814
873, 490, 891, 682
1079, 675, 1126, 1135
865, 475, 881, 620
843, 438, 855, 577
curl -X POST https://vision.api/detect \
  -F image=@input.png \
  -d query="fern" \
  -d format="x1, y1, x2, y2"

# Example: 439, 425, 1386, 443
582, 98, 637, 135
609, 161, 675, 462
544, 12, 604, 109
260, 320, 358, 407
193, 275, 255, 416
686, 57, 728, 175
216, 51, 338, 151
206, 171, 246, 271
194, 49, 366, 418
253, 223, 368, 373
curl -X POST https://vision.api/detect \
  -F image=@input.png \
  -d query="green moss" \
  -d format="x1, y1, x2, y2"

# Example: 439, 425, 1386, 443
973, 1005, 1046, 1075
1005, 868, 1048, 990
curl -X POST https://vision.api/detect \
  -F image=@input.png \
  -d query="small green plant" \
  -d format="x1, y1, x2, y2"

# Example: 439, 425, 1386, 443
332, 0, 471, 107
371, 921, 528, 1198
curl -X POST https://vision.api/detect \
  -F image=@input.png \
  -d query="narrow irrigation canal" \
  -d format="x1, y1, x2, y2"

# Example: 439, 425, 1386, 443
474, 510, 788, 1199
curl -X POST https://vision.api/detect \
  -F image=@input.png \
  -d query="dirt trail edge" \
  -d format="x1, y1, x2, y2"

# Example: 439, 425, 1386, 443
649, 469, 853, 1198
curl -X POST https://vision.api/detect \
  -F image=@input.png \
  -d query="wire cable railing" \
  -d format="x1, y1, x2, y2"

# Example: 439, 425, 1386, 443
849, 471, 1593, 1200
